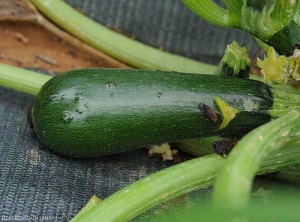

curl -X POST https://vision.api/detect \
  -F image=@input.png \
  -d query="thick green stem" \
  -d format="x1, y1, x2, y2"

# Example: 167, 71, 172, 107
184, 0, 300, 55
71, 154, 225, 222
213, 110, 300, 209
182, 0, 233, 27
71, 141, 300, 222
171, 137, 218, 156
29, 0, 215, 74
0, 63, 50, 95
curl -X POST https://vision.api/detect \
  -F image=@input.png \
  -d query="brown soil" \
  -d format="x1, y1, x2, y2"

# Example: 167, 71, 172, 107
0, 22, 119, 74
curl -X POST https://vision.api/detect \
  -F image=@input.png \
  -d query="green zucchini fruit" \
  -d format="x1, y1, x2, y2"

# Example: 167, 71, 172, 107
31, 68, 297, 158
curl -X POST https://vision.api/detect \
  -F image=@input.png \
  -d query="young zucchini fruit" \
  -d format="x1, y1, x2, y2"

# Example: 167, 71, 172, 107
31, 68, 298, 158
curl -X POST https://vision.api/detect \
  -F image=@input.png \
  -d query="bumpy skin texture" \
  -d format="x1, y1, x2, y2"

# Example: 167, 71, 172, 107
32, 68, 273, 158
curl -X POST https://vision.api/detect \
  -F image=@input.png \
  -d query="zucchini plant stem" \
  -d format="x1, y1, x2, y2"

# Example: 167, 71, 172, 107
213, 110, 300, 209
0, 63, 51, 95
183, 0, 300, 56
71, 141, 300, 222
181, 0, 232, 27
29, 0, 216, 74
172, 137, 218, 156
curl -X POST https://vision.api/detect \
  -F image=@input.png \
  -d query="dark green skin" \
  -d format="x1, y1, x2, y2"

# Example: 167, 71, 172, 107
32, 68, 273, 158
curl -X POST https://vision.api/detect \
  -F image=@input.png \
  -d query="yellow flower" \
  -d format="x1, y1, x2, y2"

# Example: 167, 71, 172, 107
257, 47, 289, 84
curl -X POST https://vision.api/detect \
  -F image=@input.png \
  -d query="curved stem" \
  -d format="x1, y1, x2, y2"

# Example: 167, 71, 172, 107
182, 0, 233, 27
34, 13, 130, 69
72, 154, 225, 222
213, 110, 300, 209
71, 141, 300, 222
29, 0, 216, 74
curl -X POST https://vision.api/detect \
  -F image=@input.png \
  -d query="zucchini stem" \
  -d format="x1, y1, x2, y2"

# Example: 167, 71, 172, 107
29, 0, 216, 74
71, 141, 300, 222
183, 0, 300, 55
213, 110, 300, 209
181, 0, 233, 27
214, 41, 251, 78
0, 63, 51, 95
171, 137, 219, 156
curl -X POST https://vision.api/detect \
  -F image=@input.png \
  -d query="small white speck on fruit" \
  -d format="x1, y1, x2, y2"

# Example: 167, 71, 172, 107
243, 99, 258, 111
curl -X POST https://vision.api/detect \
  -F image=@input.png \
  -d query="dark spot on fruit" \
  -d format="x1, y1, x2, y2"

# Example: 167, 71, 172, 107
198, 103, 219, 123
